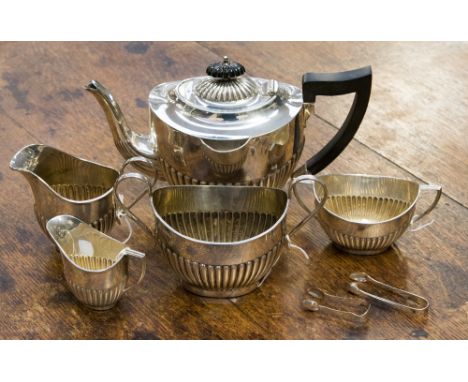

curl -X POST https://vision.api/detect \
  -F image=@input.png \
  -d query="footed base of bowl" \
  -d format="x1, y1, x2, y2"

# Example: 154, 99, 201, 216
81, 302, 118, 311
183, 283, 259, 298
334, 243, 390, 255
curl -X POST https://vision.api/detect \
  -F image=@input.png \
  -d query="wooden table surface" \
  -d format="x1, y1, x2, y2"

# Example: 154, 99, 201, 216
0, 42, 467, 339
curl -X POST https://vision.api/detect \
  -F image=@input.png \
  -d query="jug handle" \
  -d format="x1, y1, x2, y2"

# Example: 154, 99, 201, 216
114, 157, 158, 239
295, 66, 372, 176
285, 174, 328, 260
410, 183, 442, 231
122, 248, 146, 293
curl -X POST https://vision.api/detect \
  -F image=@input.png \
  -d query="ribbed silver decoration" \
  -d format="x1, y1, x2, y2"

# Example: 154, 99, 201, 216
66, 279, 126, 310
325, 195, 410, 223
36, 207, 115, 234
159, 155, 297, 188
69, 255, 115, 270
160, 241, 282, 297
205, 158, 244, 175
254, 155, 297, 188
203, 151, 248, 176
51, 183, 109, 201
195, 77, 257, 102
320, 225, 407, 255
48, 183, 115, 233
91, 209, 115, 233
320, 195, 412, 255
161, 211, 278, 243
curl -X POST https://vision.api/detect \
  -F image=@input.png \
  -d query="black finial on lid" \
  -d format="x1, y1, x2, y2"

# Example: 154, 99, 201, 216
206, 56, 245, 79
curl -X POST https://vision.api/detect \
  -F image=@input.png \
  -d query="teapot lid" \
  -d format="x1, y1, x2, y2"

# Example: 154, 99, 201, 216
149, 57, 303, 140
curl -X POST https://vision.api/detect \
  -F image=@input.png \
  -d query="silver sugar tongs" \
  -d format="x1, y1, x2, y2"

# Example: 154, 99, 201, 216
302, 288, 371, 325
348, 272, 429, 313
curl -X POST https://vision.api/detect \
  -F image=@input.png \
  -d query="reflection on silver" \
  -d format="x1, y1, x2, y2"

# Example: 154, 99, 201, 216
313, 174, 442, 255
154, 78, 302, 139
114, 163, 328, 298
85, 65, 309, 187
200, 138, 250, 176
302, 288, 370, 325
348, 272, 429, 313
194, 75, 259, 103
46, 215, 146, 310
10, 144, 119, 235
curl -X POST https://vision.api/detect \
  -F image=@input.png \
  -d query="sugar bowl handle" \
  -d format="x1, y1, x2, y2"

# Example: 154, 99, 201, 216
410, 183, 442, 230
257, 175, 327, 284
299, 66, 372, 175
284, 175, 328, 259
288, 174, 328, 236
114, 157, 157, 238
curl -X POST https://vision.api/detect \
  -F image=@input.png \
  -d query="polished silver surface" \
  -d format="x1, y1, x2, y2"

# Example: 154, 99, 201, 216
313, 174, 442, 255
85, 67, 309, 187
114, 166, 327, 298
46, 215, 146, 310
302, 288, 370, 325
10, 144, 119, 235
155, 112, 308, 186
85, 81, 159, 177
348, 272, 429, 313
151, 78, 302, 139
178, 76, 279, 115
164, 56, 295, 136
194, 72, 260, 102
200, 138, 250, 176
86, 59, 371, 186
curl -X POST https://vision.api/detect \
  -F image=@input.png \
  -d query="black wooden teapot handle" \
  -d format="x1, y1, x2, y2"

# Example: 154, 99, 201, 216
299, 66, 372, 175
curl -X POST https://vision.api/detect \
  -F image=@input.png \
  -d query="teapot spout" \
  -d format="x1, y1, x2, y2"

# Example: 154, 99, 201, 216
85, 80, 158, 169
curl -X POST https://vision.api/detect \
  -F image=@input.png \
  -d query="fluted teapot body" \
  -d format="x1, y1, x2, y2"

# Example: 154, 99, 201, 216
87, 57, 372, 186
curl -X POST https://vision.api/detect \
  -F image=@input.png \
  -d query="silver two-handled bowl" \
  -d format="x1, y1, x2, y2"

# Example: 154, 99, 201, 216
114, 157, 328, 297
312, 174, 442, 255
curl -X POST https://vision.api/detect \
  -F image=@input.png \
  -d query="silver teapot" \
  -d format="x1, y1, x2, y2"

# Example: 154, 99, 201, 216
87, 57, 371, 187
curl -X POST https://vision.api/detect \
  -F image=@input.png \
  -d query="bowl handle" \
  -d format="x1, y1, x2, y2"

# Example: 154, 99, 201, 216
410, 183, 442, 231
114, 157, 158, 238
285, 174, 328, 259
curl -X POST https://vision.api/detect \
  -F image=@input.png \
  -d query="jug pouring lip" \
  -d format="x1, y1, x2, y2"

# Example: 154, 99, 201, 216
9, 143, 45, 172
10, 143, 119, 205
46, 214, 128, 274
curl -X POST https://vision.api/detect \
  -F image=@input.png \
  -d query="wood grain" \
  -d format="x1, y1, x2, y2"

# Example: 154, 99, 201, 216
0, 42, 466, 339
